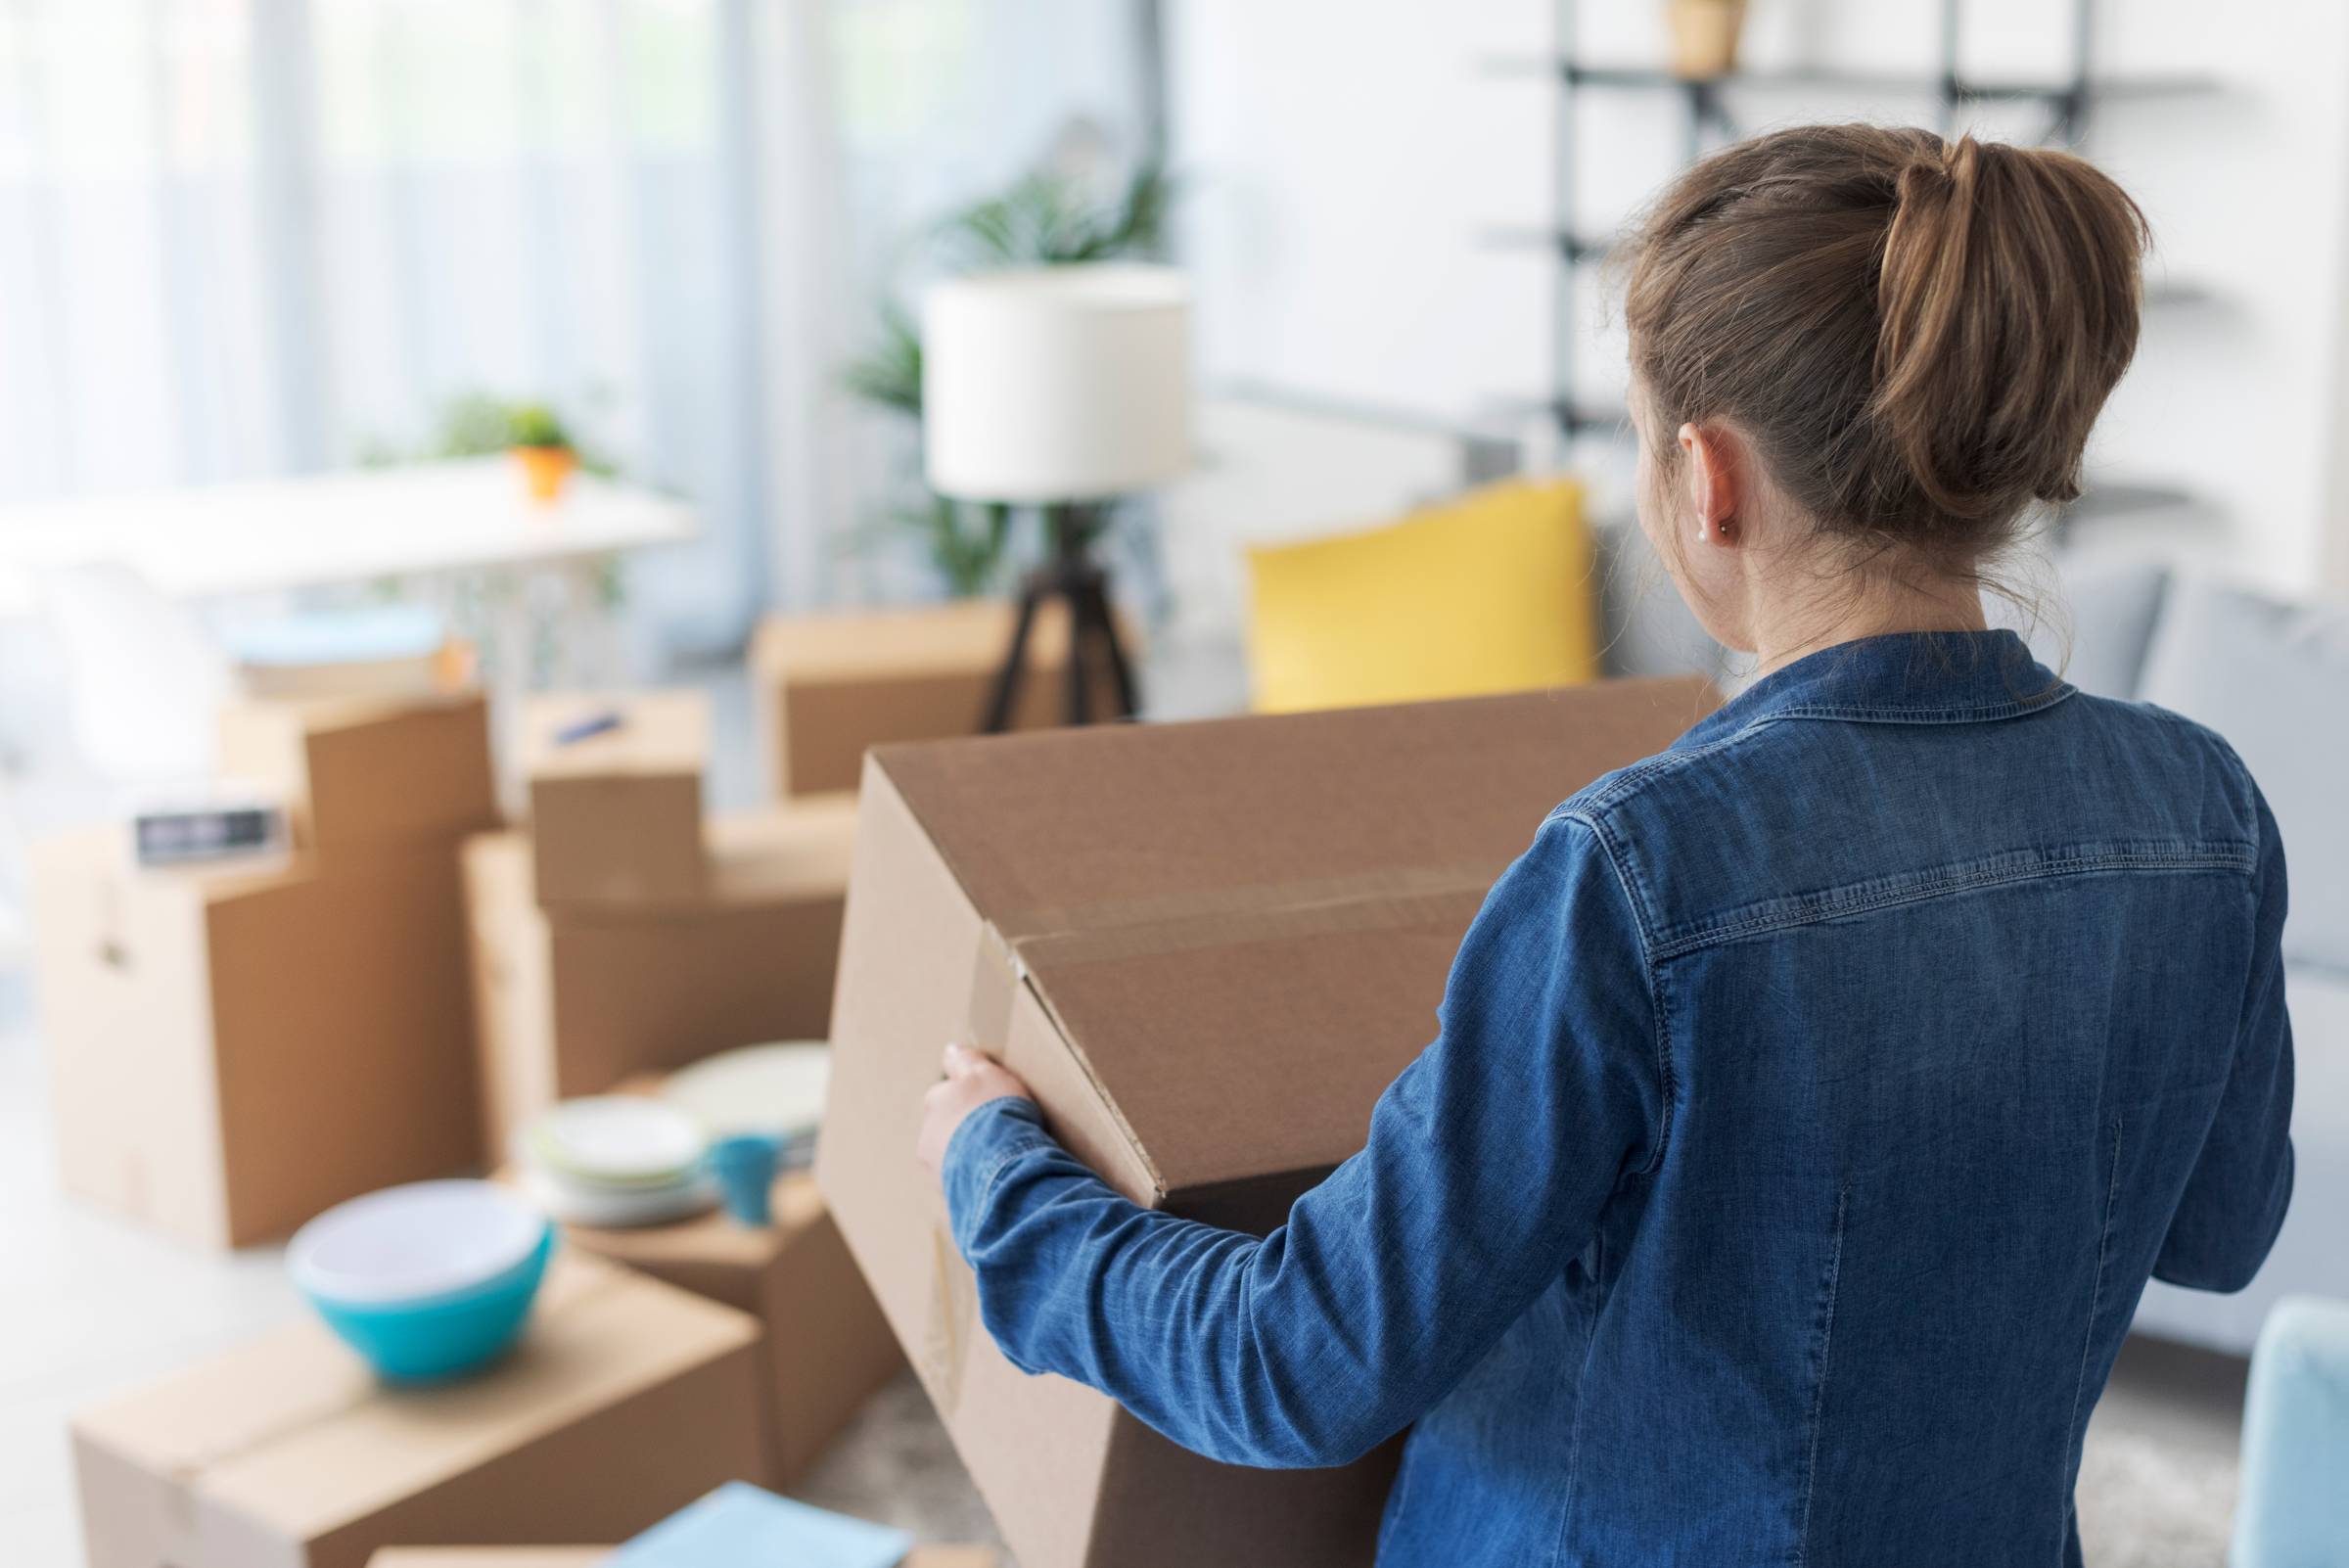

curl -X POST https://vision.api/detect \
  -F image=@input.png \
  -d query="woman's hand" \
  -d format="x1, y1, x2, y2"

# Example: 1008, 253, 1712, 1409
917, 1041, 1036, 1185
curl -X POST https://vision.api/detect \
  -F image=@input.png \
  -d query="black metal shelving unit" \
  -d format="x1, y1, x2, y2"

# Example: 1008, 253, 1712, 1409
1497, 0, 2216, 521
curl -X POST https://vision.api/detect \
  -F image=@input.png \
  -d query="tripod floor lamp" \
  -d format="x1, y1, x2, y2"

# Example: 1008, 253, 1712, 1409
921, 264, 1192, 730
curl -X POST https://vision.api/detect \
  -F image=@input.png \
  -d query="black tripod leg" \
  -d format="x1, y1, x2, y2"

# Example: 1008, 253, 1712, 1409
1085, 579, 1139, 718
982, 584, 1043, 733
1064, 588, 1093, 725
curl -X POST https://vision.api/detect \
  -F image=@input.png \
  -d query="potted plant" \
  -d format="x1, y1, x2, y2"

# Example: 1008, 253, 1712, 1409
506, 403, 577, 503
1667, 0, 1748, 80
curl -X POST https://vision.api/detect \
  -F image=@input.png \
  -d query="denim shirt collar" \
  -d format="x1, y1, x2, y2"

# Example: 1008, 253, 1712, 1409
1673, 629, 2071, 750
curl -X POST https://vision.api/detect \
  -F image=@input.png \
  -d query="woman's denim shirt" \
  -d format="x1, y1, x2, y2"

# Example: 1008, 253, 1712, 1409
942, 630, 2294, 1567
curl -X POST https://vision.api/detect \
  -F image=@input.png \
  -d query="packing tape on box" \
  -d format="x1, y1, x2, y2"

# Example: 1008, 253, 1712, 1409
922, 1221, 981, 1415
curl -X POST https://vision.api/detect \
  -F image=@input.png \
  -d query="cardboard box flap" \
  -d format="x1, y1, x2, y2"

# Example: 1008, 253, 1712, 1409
73, 1258, 760, 1544
878, 679, 1715, 1199
871, 681, 1713, 929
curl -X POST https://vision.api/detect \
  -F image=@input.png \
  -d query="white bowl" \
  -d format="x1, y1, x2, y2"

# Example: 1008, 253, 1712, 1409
521, 1164, 717, 1229
289, 1180, 547, 1307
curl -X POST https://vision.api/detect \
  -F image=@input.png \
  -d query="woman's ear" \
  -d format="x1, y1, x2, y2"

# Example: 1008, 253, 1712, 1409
1676, 422, 1743, 546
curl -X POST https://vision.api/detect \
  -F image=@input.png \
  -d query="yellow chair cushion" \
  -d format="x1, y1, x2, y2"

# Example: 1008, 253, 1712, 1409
1244, 477, 1600, 714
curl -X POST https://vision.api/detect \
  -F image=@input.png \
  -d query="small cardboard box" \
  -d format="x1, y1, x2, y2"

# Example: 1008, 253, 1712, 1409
544, 1084, 901, 1483
73, 1259, 766, 1568
217, 693, 498, 856
818, 679, 1715, 1568
750, 600, 1128, 800
367, 1546, 998, 1568
33, 832, 483, 1248
519, 691, 710, 909
465, 800, 857, 1143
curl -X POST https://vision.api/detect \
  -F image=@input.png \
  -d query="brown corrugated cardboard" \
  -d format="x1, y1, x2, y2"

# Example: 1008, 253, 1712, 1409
519, 691, 710, 909
538, 1076, 900, 1483
465, 799, 857, 1143
33, 832, 484, 1249
73, 1258, 766, 1568
217, 693, 497, 855
750, 600, 1130, 800
367, 1546, 999, 1568
817, 678, 1718, 1568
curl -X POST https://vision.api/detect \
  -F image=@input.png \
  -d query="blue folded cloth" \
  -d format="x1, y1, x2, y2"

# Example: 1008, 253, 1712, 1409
612, 1483, 913, 1568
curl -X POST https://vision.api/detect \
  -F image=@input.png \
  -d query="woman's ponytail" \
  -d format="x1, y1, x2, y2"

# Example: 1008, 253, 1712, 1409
1874, 135, 2148, 524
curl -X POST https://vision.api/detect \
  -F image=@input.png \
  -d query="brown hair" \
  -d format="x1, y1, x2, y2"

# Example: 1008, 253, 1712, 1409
1625, 125, 2148, 573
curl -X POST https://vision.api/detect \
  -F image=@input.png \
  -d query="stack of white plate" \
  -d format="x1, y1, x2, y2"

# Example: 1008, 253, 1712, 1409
516, 1096, 716, 1228
661, 1041, 832, 1170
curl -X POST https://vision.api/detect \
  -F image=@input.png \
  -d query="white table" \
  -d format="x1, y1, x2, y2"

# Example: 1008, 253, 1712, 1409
0, 457, 698, 615
0, 457, 702, 836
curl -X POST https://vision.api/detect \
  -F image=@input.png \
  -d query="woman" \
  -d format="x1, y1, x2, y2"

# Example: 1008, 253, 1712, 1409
915, 125, 2294, 1567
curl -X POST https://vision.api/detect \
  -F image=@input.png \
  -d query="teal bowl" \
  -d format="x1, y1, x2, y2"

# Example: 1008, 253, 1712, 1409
289, 1180, 556, 1383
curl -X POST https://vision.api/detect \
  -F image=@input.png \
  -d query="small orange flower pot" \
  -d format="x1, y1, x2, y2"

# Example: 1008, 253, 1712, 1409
1667, 0, 1747, 80
512, 443, 577, 504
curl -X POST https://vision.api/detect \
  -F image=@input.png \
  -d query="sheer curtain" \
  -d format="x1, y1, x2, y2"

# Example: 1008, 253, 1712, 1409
0, 0, 1154, 652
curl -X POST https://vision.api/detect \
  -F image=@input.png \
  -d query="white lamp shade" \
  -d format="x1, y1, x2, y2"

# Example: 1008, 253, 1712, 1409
922, 263, 1192, 503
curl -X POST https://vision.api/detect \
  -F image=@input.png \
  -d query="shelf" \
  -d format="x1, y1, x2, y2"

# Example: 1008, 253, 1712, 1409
1478, 56, 2220, 102
2062, 477, 2198, 521
1487, 396, 1628, 438
1479, 226, 1614, 263
1484, 228, 2214, 309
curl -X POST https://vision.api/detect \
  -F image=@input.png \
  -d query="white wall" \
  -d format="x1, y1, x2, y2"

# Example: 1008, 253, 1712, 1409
1166, 0, 2349, 597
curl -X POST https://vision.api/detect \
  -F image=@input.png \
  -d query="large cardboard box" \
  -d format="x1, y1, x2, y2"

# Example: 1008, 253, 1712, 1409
751, 600, 1128, 800
217, 693, 498, 855
819, 679, 1716, 1568
73, 1258, 767, 1568
368, 1546, 998, 1568
465, 801, 857, 1143
33, 833, 483, 1248
518, 691, 710, 909
548, 1117, 901, 1483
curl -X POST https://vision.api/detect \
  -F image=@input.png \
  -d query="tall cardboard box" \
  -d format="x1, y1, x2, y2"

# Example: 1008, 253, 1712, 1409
751, 600, 1128, 799
73, 1259, 766, 1568
518, 691, 710, 908
465, 800, 857, 1143
217, 693, 498, 856
547, 1113, 901, 1483
32, 834, 483, 1248
818, 678, 1716, 1568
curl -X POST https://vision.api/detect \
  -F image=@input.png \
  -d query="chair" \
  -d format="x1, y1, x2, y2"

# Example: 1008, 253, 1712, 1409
2232, 1294, 2349, 1565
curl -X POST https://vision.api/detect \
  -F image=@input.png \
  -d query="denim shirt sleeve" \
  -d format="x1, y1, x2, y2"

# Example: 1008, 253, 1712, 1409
2152, 782, 2296, 1292
939, 811, 1666, 1468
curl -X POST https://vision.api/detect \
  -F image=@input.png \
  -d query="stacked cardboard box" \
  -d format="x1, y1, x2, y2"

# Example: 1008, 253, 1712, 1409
467, 691, 855, 1144
819, 678, 1716, 1568
751, 599, 1129, 801
34, 693, 498, 1248
535, 1075, 901, 1485
74, 1258, 767, 1568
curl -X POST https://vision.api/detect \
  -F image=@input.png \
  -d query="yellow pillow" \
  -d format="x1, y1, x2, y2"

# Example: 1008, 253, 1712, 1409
1245, 477, 1600, 714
